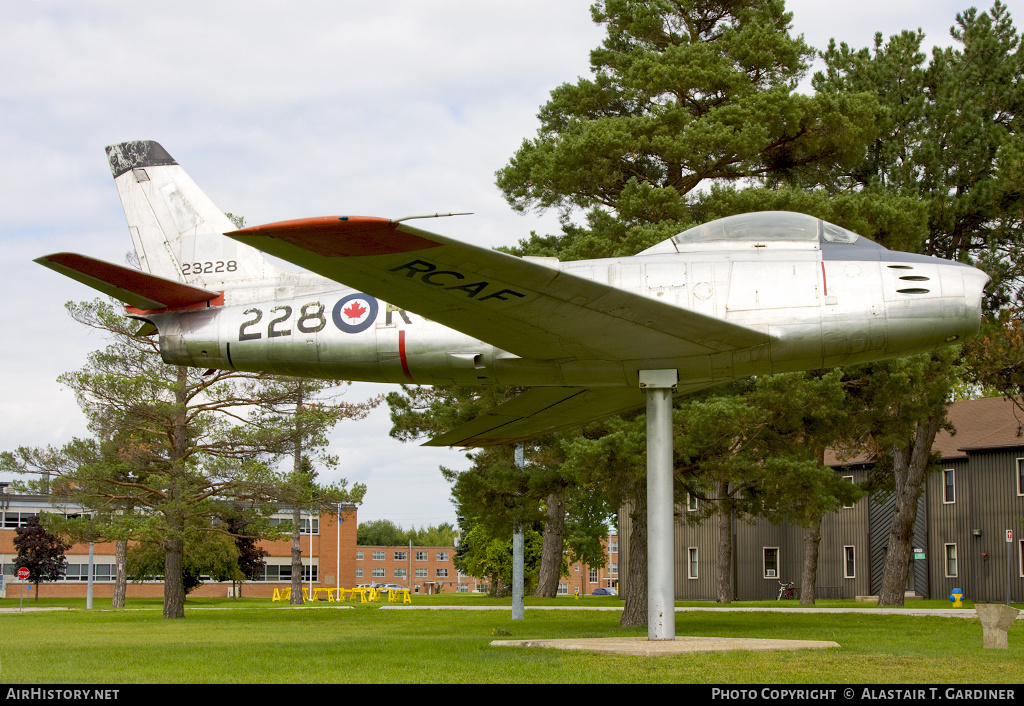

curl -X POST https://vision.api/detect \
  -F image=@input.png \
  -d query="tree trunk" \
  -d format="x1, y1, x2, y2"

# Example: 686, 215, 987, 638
800, 522, 821, 605
290, 504, 304, 604
619, 485, 647, 627
163, 534, 185, 619
878, 412, 942, 607
716, 482, 733, 604
160, 366, 189, 619
289, 383, 305, 605
534, 492, 565, 598
112, 538, 127, 608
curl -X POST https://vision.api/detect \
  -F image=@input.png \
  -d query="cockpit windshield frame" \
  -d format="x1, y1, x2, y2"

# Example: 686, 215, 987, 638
638, 211, 863, 255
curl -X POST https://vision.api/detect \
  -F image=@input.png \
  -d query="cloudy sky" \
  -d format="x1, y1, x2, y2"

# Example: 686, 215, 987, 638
0, 0, 980, 528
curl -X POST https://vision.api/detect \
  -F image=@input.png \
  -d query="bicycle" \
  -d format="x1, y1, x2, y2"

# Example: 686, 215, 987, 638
776, 580, 797, 600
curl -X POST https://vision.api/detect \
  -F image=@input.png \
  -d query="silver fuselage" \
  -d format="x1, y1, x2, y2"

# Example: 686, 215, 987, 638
150, 242, 988, 390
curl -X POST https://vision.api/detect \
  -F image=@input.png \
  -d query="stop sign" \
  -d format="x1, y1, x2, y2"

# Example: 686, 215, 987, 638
17, 567, 29, 580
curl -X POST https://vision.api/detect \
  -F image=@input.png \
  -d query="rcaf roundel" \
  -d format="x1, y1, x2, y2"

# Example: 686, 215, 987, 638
332, 293, 378, 334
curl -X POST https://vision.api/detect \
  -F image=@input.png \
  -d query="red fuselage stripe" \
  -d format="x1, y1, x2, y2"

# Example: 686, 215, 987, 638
821, 262, 828, 297
399, 329, 414, 383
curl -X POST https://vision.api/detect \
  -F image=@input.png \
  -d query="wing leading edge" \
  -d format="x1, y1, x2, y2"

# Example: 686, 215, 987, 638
228, 217, 770, 363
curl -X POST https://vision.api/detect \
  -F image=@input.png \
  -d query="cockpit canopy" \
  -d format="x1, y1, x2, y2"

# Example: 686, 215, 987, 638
638, 211, 865, 255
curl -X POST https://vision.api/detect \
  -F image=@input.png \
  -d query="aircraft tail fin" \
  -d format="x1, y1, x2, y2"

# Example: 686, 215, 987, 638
105, 140, 288, 288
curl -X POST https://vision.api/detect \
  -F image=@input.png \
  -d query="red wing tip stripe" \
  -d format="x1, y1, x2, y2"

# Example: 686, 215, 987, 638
231, 216, 443, 258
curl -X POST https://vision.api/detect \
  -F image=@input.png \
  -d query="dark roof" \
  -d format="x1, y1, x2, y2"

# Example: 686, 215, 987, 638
937, 396, 1024, 459
827, 396, 1024, 466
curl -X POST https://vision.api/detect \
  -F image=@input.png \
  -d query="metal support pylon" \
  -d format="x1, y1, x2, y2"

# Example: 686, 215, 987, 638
512, 441, 525, 620
641, 370, 677, 640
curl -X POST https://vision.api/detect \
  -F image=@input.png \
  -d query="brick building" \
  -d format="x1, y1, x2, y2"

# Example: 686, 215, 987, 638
0, 492, 358, 600
1, 487, 622, 601
556, 534, 619, 596
355, 545, 464, 594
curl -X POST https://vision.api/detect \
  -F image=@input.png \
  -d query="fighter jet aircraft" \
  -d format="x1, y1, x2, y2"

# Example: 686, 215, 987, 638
36, 141, 990, 447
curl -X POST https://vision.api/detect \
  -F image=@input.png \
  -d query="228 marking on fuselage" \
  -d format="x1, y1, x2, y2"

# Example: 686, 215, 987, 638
389, 259, 526, 302
236, 295, 403, 341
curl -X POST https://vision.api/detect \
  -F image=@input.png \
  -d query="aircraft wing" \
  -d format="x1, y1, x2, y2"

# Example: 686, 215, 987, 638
423, 381, 721, 447
35, 253, 222, 311
228, 217, 769, 361
422, 386, 643, 447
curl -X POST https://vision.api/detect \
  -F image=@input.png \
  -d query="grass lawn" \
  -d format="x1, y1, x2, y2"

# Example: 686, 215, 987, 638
0, 595, 1020, 684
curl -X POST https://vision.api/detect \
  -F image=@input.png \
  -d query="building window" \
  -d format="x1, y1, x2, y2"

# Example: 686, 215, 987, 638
688, 547, 698, 579
415, 551, 428, 561
557, 583, 567, 595
844, 546, 856, 579
372, 568, 385, 578
1019, 540, 1023, 578
436, 569, 448, 578
436, 552, 449, 562
372, 551, 385, 561
763, 548, 779, 579
63, 563, 116, 582
2, 512, 38, 529
609, 562, 618, 576
943, 469, 955, 504
256, 564, 317, 582
945, 544, 958, 577
270, 517, 318, 534
609, 540, 618, 554
1017, 458, 1024, 496
356, 568, 363, 578
589, 568, 598, 583
356, 551, 363, 561
394, 551, 407, 561
394, 568, 406, 578
415, 568, 427, 578
457, 583, 468, 593
687, 493, 698, 511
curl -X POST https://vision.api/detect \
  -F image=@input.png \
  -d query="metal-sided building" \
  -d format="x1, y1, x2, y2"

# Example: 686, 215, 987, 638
619, 396, 1024, 602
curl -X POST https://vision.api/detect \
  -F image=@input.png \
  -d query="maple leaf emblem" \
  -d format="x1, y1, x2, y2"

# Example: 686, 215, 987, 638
343, 300, 368, 321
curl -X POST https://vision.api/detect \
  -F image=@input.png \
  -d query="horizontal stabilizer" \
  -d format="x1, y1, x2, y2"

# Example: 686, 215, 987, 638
35, 253, 221, 311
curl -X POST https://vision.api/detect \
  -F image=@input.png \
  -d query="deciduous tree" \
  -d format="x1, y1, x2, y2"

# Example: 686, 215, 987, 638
13, 516, 71, 601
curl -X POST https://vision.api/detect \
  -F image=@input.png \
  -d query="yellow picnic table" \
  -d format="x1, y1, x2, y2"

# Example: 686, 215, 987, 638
312, 587, 343, 602
271, 587, 309, 602
387, 588, 413, 604
345, 587, 380, 603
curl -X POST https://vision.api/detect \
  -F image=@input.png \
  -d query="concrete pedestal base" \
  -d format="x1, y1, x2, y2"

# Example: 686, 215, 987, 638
975, 604, 1019, 649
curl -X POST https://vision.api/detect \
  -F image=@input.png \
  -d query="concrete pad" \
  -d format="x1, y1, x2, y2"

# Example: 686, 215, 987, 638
490, 635, 840, 656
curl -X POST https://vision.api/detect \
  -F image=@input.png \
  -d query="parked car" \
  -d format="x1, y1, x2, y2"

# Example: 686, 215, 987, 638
591, 587, 616, 596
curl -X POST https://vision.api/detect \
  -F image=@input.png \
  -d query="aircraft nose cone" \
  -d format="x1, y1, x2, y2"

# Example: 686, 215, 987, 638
955, 264, 990, 340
